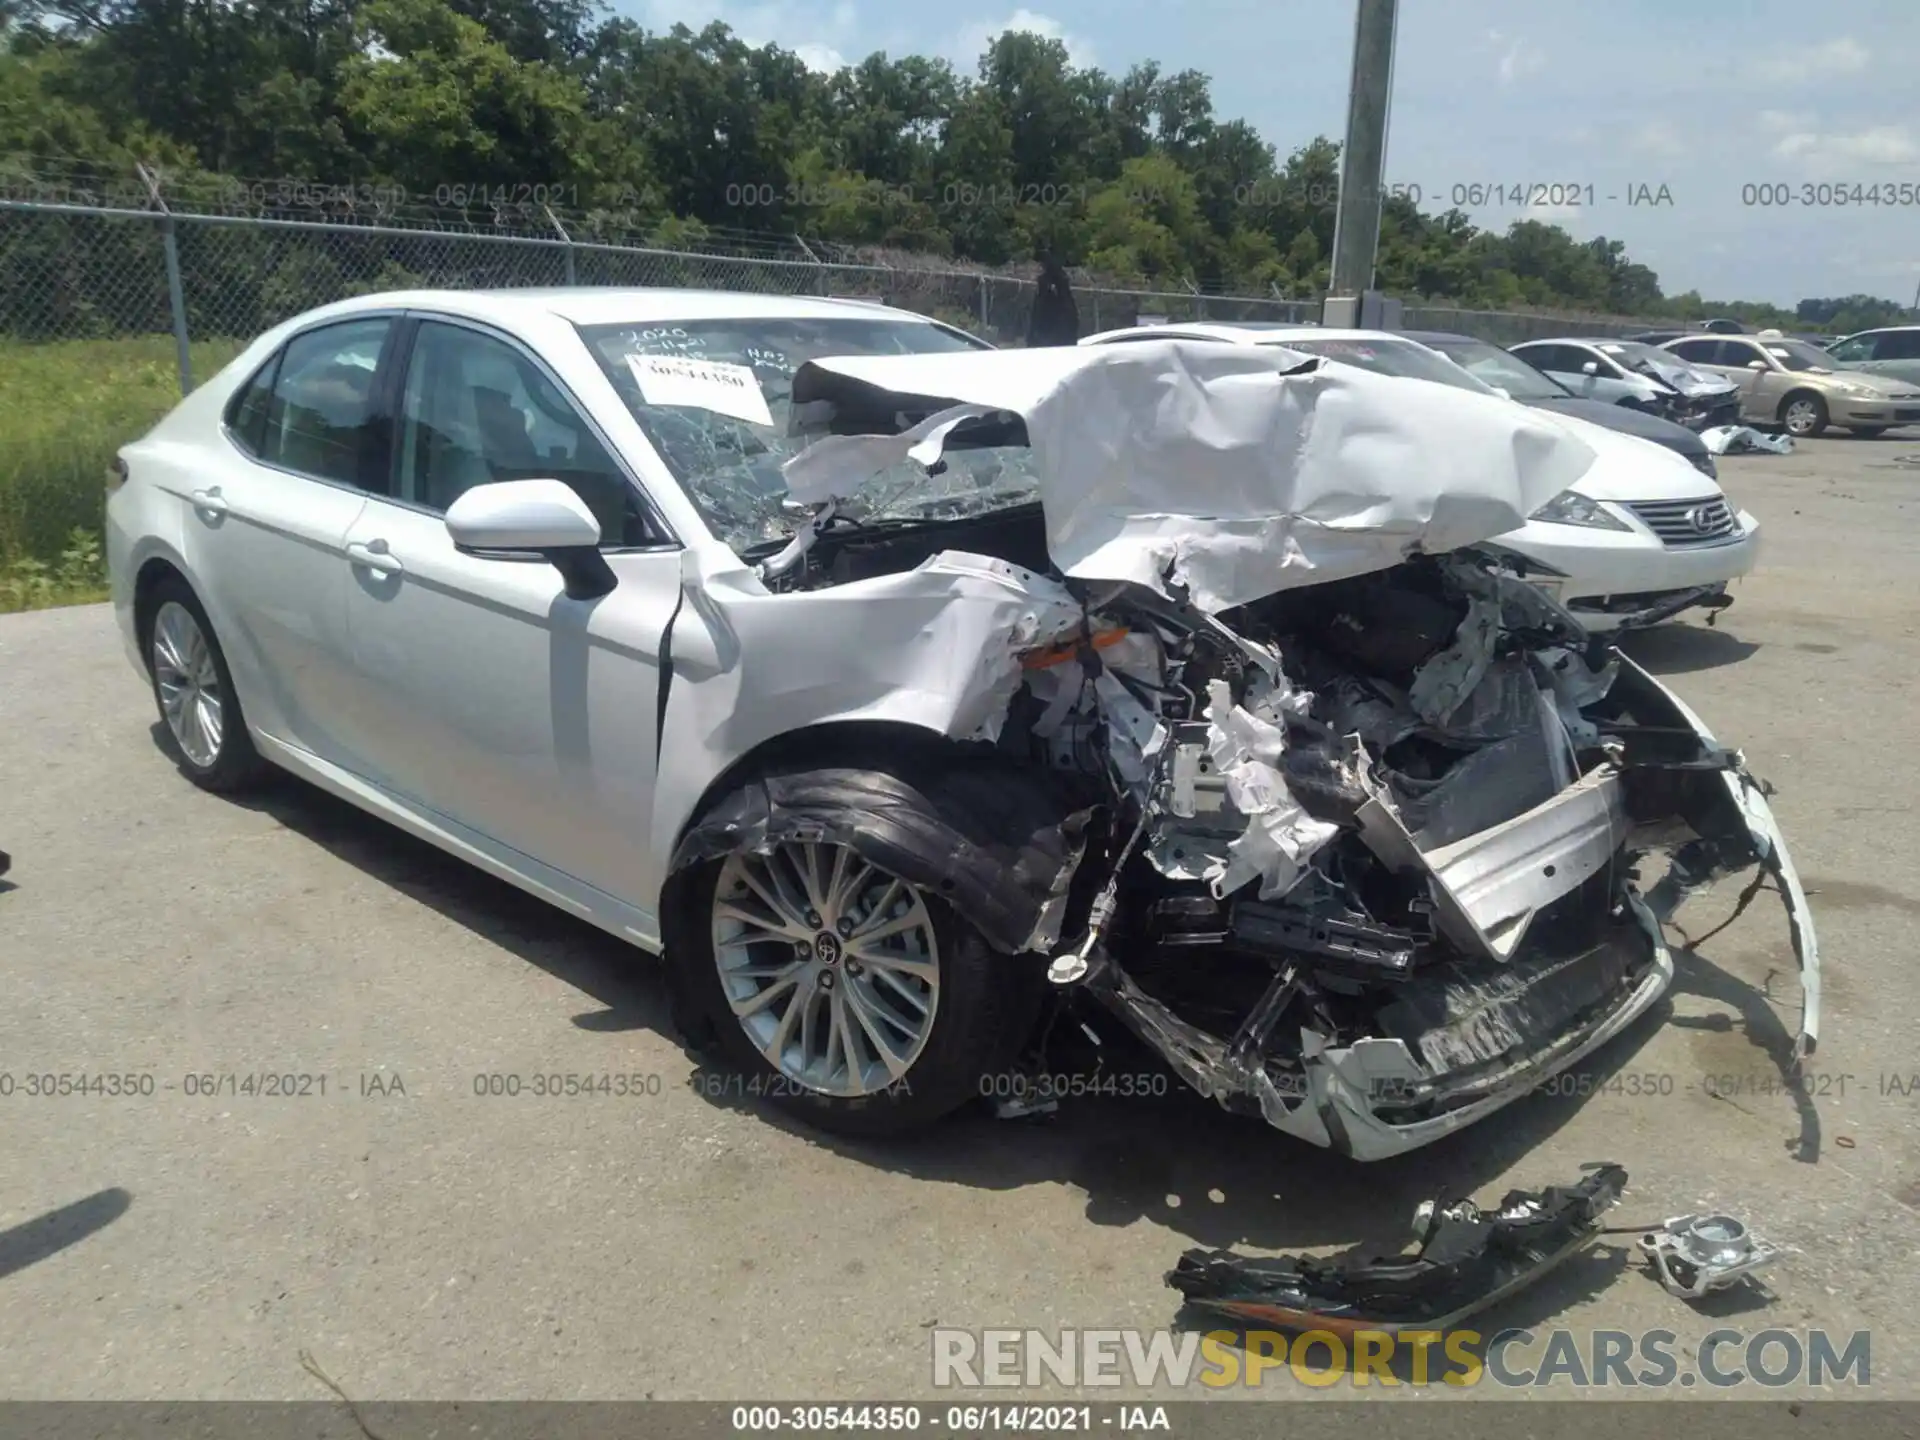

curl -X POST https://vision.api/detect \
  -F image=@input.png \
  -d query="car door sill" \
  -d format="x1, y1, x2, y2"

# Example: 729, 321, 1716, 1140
253, 733, 663, 953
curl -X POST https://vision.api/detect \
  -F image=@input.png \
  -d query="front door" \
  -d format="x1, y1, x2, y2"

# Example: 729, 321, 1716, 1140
338, 316, 685, 921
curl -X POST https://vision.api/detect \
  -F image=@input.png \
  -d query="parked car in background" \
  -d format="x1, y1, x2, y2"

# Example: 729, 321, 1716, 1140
1509, 338, 1741, 430
1081, 322, 1759, 630
1625, 329, 1694, 345
1661, 329, 1920, 437
1825, 326, 1920, 388
1406, 331, 1718, 478
1700, 318, 1748, 334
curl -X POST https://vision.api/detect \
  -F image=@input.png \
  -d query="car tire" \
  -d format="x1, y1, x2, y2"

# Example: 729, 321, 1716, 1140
142, 577, 271, 793
673, 774, 1050, 1139
1851, 426, 1888, 439
1778, 391, 1828, 438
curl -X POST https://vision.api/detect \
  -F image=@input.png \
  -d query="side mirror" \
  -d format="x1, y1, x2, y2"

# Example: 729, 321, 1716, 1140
1746, 359, 1768, 372
445, 479, 616, 600
1581, 361, 1601, 376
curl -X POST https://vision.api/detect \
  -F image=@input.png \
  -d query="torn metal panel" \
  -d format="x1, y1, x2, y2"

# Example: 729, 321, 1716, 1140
786, 342, 1599, 612
1356, 767, 1629, 962
1167, 1164, 1629, 1333
647, 547, 1089, 888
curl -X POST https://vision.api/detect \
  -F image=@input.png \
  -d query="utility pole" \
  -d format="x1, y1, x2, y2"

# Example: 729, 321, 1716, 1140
1326, 0, 1399, 309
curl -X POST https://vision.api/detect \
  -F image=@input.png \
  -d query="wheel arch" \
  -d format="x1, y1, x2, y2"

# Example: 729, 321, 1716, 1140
656, 719, 1095, 1004
131, 553, 194, 660
1777, 386, 1826, 422
653, 717, 1095, 1055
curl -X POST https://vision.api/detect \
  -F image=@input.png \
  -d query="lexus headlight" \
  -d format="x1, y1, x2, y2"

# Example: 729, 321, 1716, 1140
1529, 490, 1632, 531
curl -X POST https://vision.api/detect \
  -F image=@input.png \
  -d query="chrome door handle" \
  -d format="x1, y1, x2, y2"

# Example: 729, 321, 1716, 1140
190, 486, 228, 516
346, 539, 404, 575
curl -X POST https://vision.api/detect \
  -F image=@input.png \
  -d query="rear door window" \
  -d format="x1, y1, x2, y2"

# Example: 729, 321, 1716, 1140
254, 318, 395, 489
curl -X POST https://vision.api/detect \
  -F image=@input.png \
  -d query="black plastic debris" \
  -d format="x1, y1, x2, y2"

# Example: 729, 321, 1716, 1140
1167, 1163, 1628, 1334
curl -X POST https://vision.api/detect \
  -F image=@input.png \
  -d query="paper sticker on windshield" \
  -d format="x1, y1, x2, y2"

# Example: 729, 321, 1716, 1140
627, 355, 773, 426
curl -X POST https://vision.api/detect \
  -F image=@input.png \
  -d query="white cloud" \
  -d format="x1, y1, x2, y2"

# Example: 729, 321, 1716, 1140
1749, 36, 1868, 84
1758, 109, 1816, 134
640, 0, 860, 68
1772, 125, 1920, 168
948, 9, 1097, 70
1485, 28, 1545, 85
793, 41, 849, 72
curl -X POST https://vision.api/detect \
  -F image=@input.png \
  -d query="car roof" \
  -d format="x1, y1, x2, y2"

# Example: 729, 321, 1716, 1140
1513, 337, 1650, 348
287, 287, 943, 328
1082, 323, 1423, 346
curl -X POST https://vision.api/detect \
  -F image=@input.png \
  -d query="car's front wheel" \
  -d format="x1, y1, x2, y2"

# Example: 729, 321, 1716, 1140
1779, 391, 1828, 437
680, 834, 1043, 1137
143, 578, 270, 793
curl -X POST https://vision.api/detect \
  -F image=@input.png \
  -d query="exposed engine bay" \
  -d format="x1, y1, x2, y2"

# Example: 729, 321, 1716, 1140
761, 502, 1819, 1161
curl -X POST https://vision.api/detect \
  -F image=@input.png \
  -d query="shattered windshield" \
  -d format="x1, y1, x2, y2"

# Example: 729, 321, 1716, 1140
1271, 337, 1496, 396
1600, 341, 1707, 385
579, 317, 1039, 554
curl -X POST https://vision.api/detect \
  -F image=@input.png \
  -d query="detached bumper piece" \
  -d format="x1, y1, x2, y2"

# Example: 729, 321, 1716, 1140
1167, 1164, 1628, 1335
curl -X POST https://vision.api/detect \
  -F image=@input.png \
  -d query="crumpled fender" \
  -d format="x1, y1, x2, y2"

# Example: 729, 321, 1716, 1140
666, 749, 1096, 959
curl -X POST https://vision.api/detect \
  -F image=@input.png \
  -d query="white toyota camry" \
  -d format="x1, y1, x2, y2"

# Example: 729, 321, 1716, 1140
107, 288, 1817, 1161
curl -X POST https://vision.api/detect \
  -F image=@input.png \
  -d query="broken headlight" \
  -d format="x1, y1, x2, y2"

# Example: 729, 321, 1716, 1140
1529, 489, 1632, 531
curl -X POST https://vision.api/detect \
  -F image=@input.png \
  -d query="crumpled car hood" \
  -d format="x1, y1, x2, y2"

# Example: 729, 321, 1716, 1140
783, 341, 1598, 612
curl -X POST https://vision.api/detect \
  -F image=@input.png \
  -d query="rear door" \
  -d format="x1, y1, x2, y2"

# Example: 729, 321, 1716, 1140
337, 314, 685, 915
1511, 343, 1587, 396
179, 314, 397, 762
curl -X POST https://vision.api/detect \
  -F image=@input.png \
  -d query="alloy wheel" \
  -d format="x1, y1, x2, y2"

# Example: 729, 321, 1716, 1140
151, 600, 225, 769
1783, 399, 1820, 435
711, 842, 941, 1097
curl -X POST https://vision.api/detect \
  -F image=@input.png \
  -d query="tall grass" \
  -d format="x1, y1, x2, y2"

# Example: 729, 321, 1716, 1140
0, 336, 242, 611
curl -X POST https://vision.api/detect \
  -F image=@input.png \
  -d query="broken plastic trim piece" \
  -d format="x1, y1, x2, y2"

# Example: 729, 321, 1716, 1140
1167, 1164, 1629, 1335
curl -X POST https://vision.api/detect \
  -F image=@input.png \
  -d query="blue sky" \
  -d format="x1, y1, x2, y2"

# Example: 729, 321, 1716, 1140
624, 0, 1920, 309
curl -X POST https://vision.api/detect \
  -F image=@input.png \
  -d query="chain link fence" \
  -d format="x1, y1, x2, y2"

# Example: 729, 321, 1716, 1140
0, 198, 1677, 392
0, 201, 1324, 386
